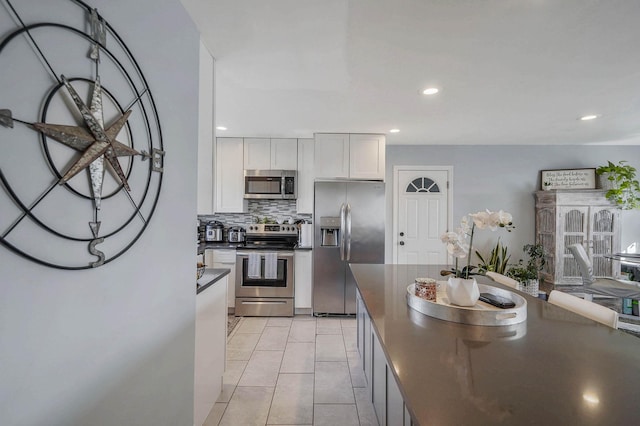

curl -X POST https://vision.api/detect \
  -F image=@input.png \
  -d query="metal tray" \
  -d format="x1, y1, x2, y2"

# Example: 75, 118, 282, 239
407, 282, 527, 326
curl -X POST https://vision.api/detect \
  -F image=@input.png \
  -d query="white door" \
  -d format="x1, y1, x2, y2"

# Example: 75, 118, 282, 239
394, 167, 451, 264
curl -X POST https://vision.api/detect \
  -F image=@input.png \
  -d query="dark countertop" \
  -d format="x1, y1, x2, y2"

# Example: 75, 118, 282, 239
196, 268, 230, 294
350, 263, 640, 426
198, 242, 312, 254
198, 242, 244, 254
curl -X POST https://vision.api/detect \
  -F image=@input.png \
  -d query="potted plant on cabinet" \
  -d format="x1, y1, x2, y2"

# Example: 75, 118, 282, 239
506, 243, 546, 296
596, 160, 640, 210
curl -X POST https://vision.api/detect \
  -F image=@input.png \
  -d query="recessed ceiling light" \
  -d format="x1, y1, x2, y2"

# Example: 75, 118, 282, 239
580, 115, 598, 121
216, 126, 227, 130
422, 87, 439, 95
583, 393, 600, 405
389, 128, 400, 133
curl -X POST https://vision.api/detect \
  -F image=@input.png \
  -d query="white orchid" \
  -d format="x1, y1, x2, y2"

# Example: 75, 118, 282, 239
441, 231, 468, 259
447, 241, 469, 258
495, 210, 513, 228
442, 209, 515, 278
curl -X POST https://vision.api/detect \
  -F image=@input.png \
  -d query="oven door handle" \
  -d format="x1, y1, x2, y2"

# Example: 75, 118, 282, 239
236, 251, 294, 258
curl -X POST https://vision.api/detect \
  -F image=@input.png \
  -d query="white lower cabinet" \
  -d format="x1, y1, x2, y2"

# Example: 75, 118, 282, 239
206, 249, 237, 311
194, 276, 227, 426
357, 288, 413, 426
387, 370, 406, 426
294, 250, 312, 310
372, 334, 387, 425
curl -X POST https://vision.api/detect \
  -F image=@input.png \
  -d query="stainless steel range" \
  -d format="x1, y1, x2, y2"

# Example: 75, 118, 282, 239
235, 224, 297, 317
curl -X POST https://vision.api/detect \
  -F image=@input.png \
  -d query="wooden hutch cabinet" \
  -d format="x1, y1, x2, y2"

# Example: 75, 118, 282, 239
535, 190, 620, 287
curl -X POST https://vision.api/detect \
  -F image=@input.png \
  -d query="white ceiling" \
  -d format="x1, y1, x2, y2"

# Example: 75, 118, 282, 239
180, 0, 640, 146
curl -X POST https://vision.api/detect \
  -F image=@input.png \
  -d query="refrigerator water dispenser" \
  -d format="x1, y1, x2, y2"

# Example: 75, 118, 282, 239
320, 217, 340, 247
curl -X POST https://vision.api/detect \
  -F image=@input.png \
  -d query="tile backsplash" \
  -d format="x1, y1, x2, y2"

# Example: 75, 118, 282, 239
198, 200, 312, 229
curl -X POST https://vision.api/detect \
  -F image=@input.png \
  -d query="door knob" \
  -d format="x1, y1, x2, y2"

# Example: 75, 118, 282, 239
400, 241, 405, 246
399, 232, 404, 236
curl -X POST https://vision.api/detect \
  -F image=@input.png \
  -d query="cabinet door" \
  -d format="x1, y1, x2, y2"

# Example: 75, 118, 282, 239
349, 134, 385, 180
243, 138, 271, 170
215, 138, 246, 213
294, 250, 312, 309
364, 308, 373, 400
356, 290, 365, 367
372, 330, 386, 425
387, 372, 405, 426
558, 206, 589, 283
212, 249, 237, 309
271, 138, 298, 170
297, 138, 314, 213
197, 39, 214, 214
194, 275, 227, 425
589, 207, 620, 277
314, 133, 349, 179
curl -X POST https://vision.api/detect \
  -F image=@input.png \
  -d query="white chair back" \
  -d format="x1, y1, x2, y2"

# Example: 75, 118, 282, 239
548, 290, 618, 329
485, 271, 519, 289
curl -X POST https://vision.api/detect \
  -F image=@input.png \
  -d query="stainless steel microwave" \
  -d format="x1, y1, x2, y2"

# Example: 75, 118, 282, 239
244, 170, 297, 199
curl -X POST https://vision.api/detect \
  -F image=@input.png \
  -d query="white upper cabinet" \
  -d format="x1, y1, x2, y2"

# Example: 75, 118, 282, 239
314, 133, 385, 180
244, 138, 297, 170
215, 137, 247, 213
197, 40, 214, 214
314, 133, 350, 179
271, 138, 298, 170
349, 134, 385, 180
243, 138, 271, 169
296, 138, 314, 213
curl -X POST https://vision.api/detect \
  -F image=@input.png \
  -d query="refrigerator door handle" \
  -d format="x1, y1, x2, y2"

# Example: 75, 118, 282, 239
340, 203, 346, 261
346, 203, 352, 261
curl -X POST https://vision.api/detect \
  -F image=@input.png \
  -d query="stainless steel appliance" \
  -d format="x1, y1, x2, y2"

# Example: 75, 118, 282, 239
313, 181, 385, 315
228, 227, 246, 243
205, 221, 224, 242
244, 170, 297, 200
235, 224, 298, 316
298, 223, 313, 248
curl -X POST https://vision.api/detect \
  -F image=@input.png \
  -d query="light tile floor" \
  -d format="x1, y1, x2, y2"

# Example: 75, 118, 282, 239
203, 316, 379, 426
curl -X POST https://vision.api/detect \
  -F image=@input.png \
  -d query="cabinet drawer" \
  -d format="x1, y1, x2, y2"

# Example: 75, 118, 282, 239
213, 249, 236, 263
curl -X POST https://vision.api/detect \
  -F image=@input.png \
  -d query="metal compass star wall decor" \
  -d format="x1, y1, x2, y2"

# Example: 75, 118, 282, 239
0, 0, 165, 269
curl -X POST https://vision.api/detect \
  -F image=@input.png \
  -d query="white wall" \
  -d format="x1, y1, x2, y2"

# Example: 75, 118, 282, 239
0, 1, 200, 425
386, 145, 640, 263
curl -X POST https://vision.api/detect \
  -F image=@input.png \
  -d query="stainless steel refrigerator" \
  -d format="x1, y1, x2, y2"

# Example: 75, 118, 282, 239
313, 181, 385, 314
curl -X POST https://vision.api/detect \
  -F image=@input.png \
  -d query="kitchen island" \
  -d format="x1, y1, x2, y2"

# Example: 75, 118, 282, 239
350, 264, 640, 426
195, 268, 229, 425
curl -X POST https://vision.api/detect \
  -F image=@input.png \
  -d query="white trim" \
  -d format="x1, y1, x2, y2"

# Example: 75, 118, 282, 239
392, 165, 453, 264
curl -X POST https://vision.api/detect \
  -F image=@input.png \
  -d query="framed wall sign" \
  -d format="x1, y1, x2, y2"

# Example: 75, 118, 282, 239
540, 168, 596, 190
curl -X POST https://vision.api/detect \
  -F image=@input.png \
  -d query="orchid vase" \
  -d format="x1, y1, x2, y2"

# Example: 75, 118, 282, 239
446, 276, 480, 307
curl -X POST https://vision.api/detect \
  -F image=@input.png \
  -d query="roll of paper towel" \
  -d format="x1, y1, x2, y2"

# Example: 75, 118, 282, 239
299, 224, 313, 248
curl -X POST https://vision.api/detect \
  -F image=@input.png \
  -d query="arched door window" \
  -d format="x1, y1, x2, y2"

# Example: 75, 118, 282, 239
406, 177, 440, 193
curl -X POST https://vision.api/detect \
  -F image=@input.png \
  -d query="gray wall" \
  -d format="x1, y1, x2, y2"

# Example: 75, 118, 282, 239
0, 1, 200, 425
386, 145, 640, 264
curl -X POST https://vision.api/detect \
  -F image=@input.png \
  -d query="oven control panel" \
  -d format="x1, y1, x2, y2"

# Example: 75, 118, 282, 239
246, 224, 298, 235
